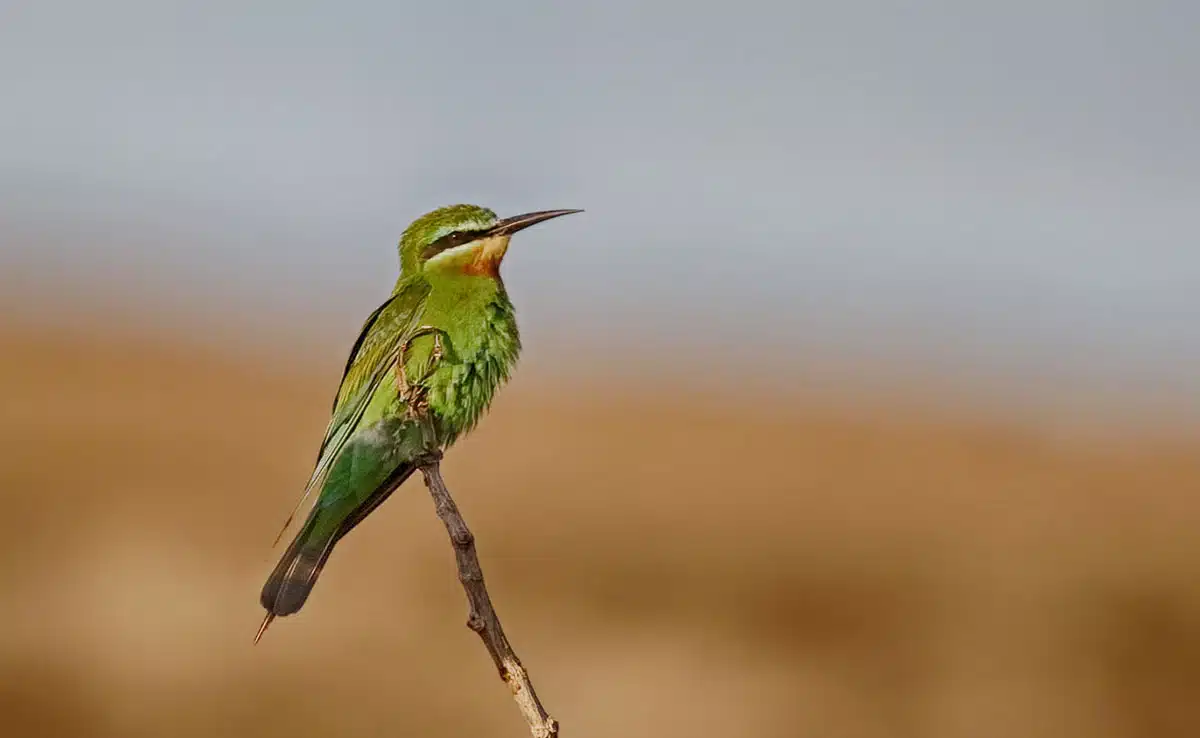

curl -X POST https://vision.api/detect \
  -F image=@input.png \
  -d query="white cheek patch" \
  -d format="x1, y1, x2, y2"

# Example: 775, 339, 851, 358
424, 241, 481, 267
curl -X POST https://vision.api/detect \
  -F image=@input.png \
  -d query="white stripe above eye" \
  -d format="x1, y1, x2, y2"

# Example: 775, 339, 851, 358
425, 217, 496, 245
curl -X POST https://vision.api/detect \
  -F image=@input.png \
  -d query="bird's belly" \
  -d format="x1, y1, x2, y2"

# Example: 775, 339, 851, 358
423, 347, 511, 445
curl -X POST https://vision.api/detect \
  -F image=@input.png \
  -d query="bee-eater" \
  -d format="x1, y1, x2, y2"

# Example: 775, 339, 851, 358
257, 204, 582, 642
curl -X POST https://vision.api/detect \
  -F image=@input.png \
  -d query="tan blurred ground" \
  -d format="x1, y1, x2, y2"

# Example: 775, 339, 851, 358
1, 319, 1198, 738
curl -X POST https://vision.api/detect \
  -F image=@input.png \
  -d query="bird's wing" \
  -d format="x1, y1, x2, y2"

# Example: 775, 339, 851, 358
271, 276, 431, 545
314, 277, 430, 478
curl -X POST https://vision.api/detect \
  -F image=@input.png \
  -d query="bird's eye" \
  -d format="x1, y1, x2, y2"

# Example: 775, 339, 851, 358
445, 231, 477, 248
421, 230, 477, 261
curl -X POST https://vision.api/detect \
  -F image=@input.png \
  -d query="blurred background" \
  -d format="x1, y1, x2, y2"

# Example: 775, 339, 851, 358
2, 2, 1199, 737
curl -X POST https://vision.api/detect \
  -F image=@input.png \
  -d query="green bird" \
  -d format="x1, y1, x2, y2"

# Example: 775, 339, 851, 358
257, 204, 582, 642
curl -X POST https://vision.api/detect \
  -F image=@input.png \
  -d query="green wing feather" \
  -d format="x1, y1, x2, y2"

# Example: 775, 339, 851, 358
271, 276, 431, 544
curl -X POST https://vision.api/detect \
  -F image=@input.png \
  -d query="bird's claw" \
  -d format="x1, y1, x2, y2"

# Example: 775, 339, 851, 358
429, 333, 445, 365
413, 447, 443, 467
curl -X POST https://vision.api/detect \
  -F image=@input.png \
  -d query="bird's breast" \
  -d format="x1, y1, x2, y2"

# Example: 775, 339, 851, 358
422, 292, 520, 446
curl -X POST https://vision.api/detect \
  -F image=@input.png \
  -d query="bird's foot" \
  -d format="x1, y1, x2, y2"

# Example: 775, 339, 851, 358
413, 447, 444, 468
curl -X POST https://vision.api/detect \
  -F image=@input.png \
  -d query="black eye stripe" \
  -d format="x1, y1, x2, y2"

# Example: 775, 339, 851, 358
420, 229, 485, 261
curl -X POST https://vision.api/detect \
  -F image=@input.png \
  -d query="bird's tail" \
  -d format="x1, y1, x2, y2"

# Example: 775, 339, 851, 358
257, 461, 416, 641
259, 510, 335, 622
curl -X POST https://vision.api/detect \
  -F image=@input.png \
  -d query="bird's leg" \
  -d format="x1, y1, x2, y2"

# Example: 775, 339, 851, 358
394, 343, 412, 399
409, 333, 451, 453
393, 325, 444, 400
395, 326, 450, 418
415, 332, 446, 387
409, 333, 448, 416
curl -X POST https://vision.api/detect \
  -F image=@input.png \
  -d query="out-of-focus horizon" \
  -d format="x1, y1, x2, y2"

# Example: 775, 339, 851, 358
3, 1, 1199, 426
2, 3, 1199, 738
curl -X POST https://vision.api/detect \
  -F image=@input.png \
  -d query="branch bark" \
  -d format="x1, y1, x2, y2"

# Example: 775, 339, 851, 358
417, 456, 559, 738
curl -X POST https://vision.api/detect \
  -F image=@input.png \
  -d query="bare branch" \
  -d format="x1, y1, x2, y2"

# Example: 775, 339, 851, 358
398, 330, 557, 737
417, 455, 559, 738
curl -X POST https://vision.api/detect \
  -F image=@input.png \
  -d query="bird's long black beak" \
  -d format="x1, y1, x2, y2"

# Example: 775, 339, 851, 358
487, 209, 583, 237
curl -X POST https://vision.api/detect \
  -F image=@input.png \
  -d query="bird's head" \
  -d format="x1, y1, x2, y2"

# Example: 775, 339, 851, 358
398, 204, 582, 278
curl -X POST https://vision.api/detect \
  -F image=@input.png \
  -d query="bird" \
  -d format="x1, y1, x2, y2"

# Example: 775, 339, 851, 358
256, 204, 582, 643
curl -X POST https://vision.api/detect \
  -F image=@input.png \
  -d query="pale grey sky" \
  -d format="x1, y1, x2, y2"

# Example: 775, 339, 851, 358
2, 1, 1198, 409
